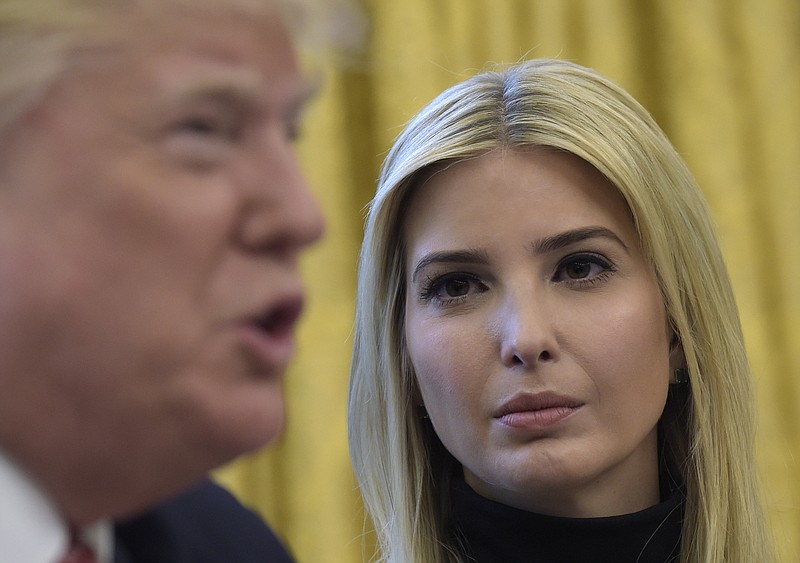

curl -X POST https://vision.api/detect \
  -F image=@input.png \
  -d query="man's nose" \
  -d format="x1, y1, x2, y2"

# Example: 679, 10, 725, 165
235, 135, 325, 257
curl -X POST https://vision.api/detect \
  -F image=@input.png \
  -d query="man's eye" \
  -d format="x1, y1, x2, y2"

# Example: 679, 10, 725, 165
179, 117, 220, 135
162, 114, 239, 169
285, 120, 302, 143
175, 114, 240, 140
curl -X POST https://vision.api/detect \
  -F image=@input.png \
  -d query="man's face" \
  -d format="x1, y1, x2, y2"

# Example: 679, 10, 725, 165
0, 7, 323, 518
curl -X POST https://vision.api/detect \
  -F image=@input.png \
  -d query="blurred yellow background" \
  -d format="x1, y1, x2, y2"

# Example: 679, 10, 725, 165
216, 1, 800, 561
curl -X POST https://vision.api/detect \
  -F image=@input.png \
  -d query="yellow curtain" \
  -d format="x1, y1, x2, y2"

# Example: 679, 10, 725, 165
216, 1, 800, 561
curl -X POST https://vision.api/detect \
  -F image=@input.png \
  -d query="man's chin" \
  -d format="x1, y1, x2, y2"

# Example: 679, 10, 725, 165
206, 393, 287, 461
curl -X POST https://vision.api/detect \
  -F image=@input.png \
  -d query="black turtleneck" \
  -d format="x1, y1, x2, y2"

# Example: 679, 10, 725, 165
449, 476, 684, 563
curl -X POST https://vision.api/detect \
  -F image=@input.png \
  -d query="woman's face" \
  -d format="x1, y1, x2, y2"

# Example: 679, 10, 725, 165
403, 149, 674, 518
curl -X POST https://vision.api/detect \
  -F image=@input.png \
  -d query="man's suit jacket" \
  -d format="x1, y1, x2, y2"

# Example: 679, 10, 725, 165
114, 479, 294, 563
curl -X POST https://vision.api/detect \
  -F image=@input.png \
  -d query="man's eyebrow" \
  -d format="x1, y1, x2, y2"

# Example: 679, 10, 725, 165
164, 69, 264, 104
283, 75, 322, 122
293, 75, 323, 109
531, 226, 629, 255
164, 70, 320, 114
411, 248, 490, 283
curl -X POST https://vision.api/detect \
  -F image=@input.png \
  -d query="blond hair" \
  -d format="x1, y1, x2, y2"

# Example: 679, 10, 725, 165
348, 59, 773, 562
0, 0, 349, 134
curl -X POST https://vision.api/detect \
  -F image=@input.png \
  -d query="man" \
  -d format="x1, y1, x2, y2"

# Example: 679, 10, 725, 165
0, 1, 326, 561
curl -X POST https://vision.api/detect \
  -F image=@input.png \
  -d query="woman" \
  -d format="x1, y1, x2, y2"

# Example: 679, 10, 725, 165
348, 59, 772, 562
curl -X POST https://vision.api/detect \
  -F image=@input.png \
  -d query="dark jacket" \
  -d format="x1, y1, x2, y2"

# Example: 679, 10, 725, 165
114, 479, 294, 563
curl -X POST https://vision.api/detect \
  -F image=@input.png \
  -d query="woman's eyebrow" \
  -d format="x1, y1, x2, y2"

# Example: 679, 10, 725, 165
411, 248, 490, 283
531, 226, 629, 256
410, 228, 628, 283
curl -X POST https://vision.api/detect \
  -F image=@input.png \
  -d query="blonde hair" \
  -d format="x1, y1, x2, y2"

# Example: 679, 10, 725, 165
0, 0, 350, 134
348, 59, 772, 562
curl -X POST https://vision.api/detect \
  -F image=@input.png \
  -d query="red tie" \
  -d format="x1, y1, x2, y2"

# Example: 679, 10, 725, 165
60, 531, 98, 563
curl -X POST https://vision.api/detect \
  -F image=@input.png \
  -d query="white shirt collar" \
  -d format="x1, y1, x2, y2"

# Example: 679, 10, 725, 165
0, 449, 112, 563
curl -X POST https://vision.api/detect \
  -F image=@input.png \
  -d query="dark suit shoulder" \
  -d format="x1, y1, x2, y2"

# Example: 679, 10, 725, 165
114, 479, 294, 563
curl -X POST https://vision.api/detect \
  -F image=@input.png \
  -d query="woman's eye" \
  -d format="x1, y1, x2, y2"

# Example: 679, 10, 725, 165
442, 278, 471, 297
555, 254, 615, 284
419, 273, 487, 305
564, 259, 596, 279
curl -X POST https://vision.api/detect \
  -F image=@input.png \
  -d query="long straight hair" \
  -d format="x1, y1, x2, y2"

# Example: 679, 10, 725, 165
348, 59, 772, 562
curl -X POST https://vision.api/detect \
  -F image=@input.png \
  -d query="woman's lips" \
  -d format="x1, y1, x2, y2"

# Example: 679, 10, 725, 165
236, 296, 304, 376
497, 407, 579, 429
494, 392, 583, 430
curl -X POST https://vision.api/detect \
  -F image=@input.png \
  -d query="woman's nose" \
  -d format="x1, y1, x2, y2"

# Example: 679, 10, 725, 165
498, 289, 558, 368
